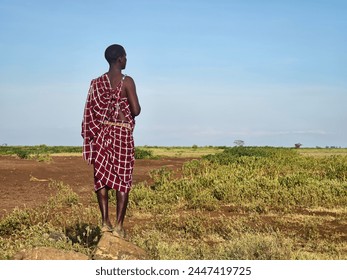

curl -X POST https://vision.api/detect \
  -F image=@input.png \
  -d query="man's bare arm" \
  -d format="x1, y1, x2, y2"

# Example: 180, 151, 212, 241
125, 76, 141, 117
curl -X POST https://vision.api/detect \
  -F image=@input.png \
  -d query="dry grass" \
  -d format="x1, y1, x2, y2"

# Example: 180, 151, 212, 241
137, 146, 224, 158
298, 148, 347, 157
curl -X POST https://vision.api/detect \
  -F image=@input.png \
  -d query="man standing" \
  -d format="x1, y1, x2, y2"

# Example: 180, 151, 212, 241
81, 44, 141, 238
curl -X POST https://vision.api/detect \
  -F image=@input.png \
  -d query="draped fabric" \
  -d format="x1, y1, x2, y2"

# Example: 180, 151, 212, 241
81, 73, 135, 192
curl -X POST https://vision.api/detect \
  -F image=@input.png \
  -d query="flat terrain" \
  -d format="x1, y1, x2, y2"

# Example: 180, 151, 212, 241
0, 155, 190, 218
1, 147, 346, 260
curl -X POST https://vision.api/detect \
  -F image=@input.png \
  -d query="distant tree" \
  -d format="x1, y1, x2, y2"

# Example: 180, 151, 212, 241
234, 140, 245, 147
295, 143, 302, 149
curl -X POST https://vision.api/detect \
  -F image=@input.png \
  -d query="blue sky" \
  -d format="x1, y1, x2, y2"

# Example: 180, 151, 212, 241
0, 0, 346, 147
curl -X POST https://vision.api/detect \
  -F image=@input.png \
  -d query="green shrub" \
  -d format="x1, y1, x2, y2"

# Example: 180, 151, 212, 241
0, 208, 32, 235
135, 148, 155, 159
15, 150, 30, 159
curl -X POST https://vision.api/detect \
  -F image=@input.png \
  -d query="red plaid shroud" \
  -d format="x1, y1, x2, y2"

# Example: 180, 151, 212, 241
81, 73, 135, 193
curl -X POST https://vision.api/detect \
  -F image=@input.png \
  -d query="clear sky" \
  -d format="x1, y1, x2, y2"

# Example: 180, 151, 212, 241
1, 0, 346, 147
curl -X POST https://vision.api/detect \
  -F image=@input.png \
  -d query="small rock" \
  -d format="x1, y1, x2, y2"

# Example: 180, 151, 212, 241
48, 231, 68, 242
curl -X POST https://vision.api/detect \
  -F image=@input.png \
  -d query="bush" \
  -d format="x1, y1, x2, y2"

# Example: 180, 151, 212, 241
135, 148, 155, 159
15, 150, 30, 159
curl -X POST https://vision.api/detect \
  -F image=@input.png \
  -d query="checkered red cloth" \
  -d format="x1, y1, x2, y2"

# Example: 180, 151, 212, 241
81, 73, 135, 193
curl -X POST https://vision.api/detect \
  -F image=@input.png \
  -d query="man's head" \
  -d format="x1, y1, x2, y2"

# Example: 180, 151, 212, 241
105, 44, 126, 68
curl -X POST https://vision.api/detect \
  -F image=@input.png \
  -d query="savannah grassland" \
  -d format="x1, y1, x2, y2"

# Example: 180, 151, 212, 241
0, 146, 346, 260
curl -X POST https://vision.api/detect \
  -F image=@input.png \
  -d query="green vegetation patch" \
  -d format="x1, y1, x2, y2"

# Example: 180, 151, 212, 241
0, 145, 82, 156
127, 147, 347, 259
0, 181, 100, 259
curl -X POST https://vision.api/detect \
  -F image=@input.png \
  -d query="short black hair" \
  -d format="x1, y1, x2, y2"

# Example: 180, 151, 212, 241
104, 44, 126, 65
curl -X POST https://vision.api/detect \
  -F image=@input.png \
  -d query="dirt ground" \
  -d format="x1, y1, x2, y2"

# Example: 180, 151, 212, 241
0, 155, 190, 218
1, 155, 346, 245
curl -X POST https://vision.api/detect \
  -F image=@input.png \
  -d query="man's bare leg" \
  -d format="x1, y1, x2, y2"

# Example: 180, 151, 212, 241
114, 190, 129, 237
96, 186, 113, 231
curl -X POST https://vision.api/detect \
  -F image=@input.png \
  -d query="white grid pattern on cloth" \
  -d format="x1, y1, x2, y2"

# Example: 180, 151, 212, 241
93, 125, 134, 192
81, 73, 135, 193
